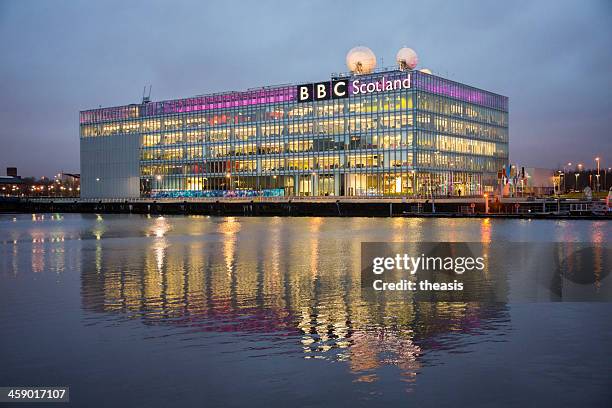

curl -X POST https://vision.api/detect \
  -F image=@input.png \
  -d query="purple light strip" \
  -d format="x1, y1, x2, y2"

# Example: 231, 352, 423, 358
81, 86, 297, 124
80, 72, 507, 124
412, 73, 508, 111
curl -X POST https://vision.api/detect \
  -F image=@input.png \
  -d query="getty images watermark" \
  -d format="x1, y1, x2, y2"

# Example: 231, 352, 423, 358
371, 252, 485, 291
360, 242, 612, 302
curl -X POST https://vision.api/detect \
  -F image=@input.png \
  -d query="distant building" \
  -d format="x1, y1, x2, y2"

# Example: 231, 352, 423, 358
0, 175, 24, 196
523, 167, 555, 196
6, 167, 17, 177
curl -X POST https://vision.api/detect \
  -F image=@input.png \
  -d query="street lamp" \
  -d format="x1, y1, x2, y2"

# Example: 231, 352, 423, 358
595, 157, 600, 192
563, 162, 572, 194
225, 172, 231, 191
575, 173, 579, 191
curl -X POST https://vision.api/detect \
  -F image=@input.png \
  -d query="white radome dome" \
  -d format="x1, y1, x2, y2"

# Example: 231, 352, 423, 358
419, 68, 432, 75
346, 46, 377, 74
396, 47, 418, 70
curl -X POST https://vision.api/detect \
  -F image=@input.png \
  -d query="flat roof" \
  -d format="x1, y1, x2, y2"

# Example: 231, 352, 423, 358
80, 67, 509, 124
0, 176, 23, 184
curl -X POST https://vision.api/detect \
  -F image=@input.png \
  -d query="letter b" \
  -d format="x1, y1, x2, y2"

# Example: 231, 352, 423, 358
313, 82, 331, 101
297, 84, 313, 103
317, 84, 326, 99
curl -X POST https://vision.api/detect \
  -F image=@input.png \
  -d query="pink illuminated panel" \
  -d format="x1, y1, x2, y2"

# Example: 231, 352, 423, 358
80, 86, 296, 124
80, 71, 507, 125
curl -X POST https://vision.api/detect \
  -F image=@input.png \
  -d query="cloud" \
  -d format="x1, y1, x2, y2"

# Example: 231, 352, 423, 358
0, 0, 610, 176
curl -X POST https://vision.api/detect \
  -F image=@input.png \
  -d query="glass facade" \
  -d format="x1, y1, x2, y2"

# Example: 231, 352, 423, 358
80, 70, 508, 198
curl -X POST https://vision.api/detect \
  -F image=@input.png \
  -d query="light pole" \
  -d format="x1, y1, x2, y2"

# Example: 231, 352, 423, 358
431, 179, 435, 213
595, 157, 600, 192
574, 173, 579, 192
428, 173, 436, 213
563, 162, 571, 194
432, 151, 440, 210
576, 163, 583, 191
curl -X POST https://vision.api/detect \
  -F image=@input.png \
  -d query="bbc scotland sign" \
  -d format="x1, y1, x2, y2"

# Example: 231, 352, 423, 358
297, 79, 349, 102
297, 74, 411, 103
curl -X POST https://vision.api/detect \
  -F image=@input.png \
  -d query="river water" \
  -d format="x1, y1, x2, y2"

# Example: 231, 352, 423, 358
0, 214, 610, 407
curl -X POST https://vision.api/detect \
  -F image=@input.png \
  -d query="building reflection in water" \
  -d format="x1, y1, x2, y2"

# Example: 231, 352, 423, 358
2, 215, 608, 390
78, 217, 513, 388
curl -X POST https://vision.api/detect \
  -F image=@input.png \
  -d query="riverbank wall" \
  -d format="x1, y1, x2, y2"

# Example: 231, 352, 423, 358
1, 197, 609, 219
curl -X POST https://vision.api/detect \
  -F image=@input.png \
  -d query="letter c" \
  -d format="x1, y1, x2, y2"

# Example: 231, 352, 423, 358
333, 81, 346, 97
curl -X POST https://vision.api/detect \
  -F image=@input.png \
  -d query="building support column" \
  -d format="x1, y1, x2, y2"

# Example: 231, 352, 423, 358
334, 172, 340, 196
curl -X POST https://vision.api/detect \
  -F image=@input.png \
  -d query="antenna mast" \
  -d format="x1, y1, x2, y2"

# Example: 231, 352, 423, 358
142, 85, 152, 104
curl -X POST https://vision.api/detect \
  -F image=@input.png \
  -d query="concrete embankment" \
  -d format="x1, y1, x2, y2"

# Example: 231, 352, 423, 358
0, 197, 609, 219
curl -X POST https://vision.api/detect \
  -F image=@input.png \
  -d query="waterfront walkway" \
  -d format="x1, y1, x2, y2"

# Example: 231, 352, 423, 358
1, 196, 609, 219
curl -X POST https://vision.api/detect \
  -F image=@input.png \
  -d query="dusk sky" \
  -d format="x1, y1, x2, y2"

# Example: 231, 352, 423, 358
0, 0, 610, 177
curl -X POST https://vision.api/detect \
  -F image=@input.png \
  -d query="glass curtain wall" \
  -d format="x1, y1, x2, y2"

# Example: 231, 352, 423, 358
80, 70, 509, 198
